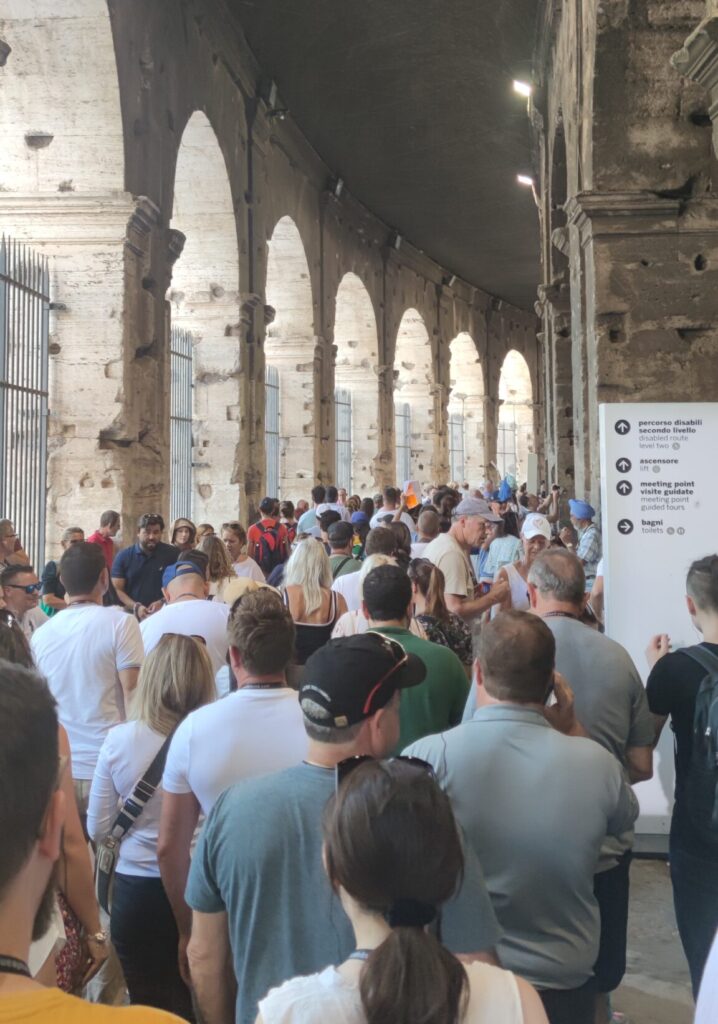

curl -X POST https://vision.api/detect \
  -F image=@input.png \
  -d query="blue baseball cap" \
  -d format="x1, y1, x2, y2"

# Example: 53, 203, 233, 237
569, 499, 595, 520
162, 561, 205, 588
351, 511, 369, 524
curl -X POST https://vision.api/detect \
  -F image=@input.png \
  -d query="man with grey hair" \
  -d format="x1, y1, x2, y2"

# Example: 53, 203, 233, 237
423, 496, 508, 620
526, 547, 653, 1022
40, 525, 85, 612
184, 633, 502, 1024
408, 610, 639, 1024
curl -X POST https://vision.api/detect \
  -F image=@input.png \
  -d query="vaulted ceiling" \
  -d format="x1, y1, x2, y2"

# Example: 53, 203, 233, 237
231, 0, 541, 310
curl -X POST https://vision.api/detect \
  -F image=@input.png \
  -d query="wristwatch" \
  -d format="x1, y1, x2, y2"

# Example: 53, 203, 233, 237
87, 930, 108, 944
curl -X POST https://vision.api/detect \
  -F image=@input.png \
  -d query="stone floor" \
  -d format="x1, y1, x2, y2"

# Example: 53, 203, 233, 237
613, 858, 693, 1024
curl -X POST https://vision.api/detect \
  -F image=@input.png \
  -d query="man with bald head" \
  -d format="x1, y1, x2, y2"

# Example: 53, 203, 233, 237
406, 610, 638, 1024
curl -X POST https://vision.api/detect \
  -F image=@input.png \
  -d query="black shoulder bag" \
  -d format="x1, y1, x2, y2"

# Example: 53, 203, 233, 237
94, 731, 175, 914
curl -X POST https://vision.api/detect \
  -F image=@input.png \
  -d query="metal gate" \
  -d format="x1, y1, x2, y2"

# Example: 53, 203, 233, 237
395, 401, 411, 486
170, 326, 193, 522
0, 237, 50, 570
335, 387, 352, 492
497, 420, 517, 479
449, 411, 465, 483
265, 364, 280, 498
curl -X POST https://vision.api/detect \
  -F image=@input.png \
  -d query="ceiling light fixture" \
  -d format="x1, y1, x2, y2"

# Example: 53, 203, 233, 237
513, 80, 533, 98
517, 174, 534, 187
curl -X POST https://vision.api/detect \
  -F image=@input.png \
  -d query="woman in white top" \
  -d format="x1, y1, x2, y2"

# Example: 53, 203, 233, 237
87, 634, 215, 1019
332, 554, 427, 640
493, 513, 552, 616
199, 533, 238, 602
257, 759, 547, 1024
221, 521, 265, 582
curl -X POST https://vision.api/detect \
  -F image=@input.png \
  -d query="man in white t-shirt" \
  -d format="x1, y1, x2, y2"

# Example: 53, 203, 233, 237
423, 497, 508, 621
410, 509, 440, 559
1, 564, 48, 640
369, 486, 416, 533
140, 560, 229, 676
30, 542, 143, 825
316, 484, 351, 523
158, 589, 306, 978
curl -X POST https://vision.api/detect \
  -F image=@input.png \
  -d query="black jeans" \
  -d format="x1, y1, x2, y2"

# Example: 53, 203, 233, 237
593, 850, 631, 993
111, 872, 194, 1021
539, 977, 596, 1024
670, 836, 718, 996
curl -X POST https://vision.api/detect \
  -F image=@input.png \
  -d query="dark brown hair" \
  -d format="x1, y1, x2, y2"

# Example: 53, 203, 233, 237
388, 521, 412, 571
59, 542, 106, 596
475, 609, 555, 703
687, 555, 718, 614
408, 558, 449, 623
323, 760, 468, 1024
227, 588, 295, 675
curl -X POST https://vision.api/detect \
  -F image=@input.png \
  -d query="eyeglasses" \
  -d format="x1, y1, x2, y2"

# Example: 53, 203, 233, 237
4, 582, 42, 595
335, 754, 435, 792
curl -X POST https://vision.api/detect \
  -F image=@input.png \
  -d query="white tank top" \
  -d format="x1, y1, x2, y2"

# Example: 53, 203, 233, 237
504, 561, 530, 611
259, 960, 525, 1024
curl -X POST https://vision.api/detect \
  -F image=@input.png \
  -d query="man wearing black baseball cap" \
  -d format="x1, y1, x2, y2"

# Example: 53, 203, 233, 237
185, 634, 501, 1024
327, 520, 361, 579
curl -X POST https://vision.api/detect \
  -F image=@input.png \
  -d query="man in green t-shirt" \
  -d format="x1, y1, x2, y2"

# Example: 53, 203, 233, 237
327, 521, 362, 579
362, 563, 469, 750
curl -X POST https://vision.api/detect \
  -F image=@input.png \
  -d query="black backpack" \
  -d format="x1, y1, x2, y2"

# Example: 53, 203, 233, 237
681, 646, 718, 846
254, 521, 285, 576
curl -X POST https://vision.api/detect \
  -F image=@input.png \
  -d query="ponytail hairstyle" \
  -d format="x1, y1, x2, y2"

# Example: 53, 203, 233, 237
687, 554, 718, 614
388, 521, 412, 572
408, 558, 449, 623
323, 760, 468, 1024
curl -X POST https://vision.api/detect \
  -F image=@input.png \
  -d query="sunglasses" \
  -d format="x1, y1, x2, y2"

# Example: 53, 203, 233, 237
5, 582, 42, 595
335, 754, 435, 792
361, 631, 410, 716
163, 632, 207, 646
139, 514, 163, 528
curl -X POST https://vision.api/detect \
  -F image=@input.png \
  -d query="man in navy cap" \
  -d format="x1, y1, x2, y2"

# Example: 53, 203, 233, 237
566, 499, 601, 593
139, 559, 230, 676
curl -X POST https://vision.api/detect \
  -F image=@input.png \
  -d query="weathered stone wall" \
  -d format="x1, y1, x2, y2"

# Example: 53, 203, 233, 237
535, 0, 718, 512
2, 0, 541, 555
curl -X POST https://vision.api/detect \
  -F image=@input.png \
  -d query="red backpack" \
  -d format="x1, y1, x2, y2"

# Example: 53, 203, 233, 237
254, 521, 285, 575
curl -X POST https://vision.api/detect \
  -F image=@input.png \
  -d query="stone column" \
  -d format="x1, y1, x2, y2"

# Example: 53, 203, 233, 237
0, 192, 169, 555
538, 274, 574, 494
566, 189, 718, 506
374, 362, 395, 490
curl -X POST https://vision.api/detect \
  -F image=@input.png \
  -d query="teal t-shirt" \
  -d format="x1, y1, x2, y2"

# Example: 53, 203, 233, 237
186, 762, 501, 1024
372, 626, 470, 752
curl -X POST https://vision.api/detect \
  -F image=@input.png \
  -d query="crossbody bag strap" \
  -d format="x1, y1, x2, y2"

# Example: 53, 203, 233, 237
332, 556, 353, 579
108, 730, 176, 843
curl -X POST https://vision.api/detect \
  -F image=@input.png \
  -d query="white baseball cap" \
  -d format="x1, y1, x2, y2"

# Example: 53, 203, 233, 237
521, 513, 551, 542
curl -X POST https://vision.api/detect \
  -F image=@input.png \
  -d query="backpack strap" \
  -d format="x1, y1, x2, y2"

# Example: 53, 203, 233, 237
332, 556, 353, 580
106, 731, 175, 843
681, 645, 718, 677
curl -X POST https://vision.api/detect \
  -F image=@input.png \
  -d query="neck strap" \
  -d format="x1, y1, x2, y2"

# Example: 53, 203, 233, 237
543, 610, 579, 620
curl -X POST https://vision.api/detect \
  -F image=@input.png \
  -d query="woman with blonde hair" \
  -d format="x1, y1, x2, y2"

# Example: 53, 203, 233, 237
199, 534, 237, 602
88, 634, 215, 1019
283, 538, 347, 676
332, 555, 427, 639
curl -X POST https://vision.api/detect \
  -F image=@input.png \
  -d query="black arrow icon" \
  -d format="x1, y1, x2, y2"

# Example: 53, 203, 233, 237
616, 458, 632, 473
618, 519, 634, 535
616, 480, 632, 496
615, 419, 631, 435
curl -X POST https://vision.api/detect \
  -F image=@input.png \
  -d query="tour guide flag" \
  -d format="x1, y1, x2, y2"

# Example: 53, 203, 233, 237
600, 402, 712, 841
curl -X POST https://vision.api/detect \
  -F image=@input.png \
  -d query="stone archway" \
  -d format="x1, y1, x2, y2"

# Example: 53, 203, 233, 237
448, 332, 485, 486
170, 110, 241, 525
265, 216, 316, 499
498, 349, 534, 482
334, 272, 380, 493
394, 308, 434, 487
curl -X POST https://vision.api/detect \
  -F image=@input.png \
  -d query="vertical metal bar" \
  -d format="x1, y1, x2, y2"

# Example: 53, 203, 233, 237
0, 237, 7, 514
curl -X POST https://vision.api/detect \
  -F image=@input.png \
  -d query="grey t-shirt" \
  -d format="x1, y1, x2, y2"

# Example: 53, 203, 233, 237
186, 762, 501, 1024
405, 707, 638, 991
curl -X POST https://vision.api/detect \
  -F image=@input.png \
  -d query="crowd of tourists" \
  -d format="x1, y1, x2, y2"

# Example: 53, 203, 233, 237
0, 476, 715, 1024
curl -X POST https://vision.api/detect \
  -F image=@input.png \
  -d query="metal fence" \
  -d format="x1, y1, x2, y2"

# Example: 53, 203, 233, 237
0, 237, 50, 570
497, 420, 517, 479
449, 411, 465, 483
395, 401, 411, 486
265, 364, 280, 497
335, 387, 352, 492
170, 326, 194, 522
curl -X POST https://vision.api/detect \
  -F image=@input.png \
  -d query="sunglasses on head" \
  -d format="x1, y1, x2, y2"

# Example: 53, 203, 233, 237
335, 754, 435, 792
360, 631, 411, 715
5, 582, 42, 595
139, 514, 163, 528
163, 632, 207, 646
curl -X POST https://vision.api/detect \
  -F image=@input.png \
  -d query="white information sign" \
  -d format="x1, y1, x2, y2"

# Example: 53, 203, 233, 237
599, 403, 716, 836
